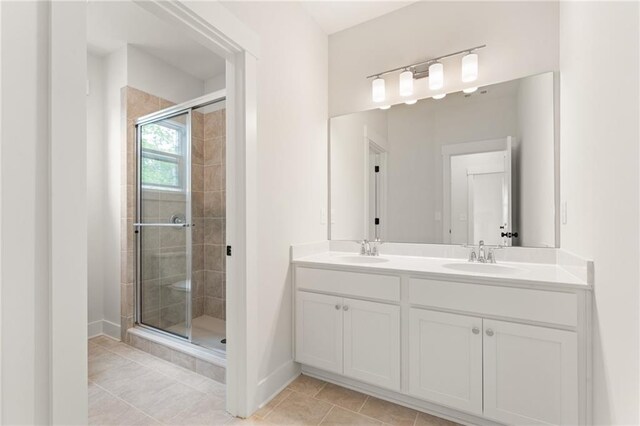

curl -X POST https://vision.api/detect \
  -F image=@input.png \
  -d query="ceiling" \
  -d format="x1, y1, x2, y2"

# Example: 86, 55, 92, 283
86, 1, 225, 81
300, 1, 417, 35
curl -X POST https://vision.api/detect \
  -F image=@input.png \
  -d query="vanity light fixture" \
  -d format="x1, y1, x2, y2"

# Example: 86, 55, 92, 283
379, 105, 391, 110
405, 99, 417, 105
366, 45, 485, 103
399, 69, 414, 97
432, 93, 447, 100
461, 52, 479, 82
463, 87, 478, 94
372, 77, 386, 103
428, 62, 444, 91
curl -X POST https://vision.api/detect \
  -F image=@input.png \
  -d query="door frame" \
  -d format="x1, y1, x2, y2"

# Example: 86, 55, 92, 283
363, 126, 387, 241
466, 160, 509, 245
134, 91, 227, 343
50, 0, 260, 420
442, 137, 513, 244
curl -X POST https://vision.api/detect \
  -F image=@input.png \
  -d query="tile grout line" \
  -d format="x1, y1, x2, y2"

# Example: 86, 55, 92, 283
260, 388, 295, 420
91, 380, 161, 425
92, 339, 224, 397
91, 341, 231, 424
316, 404, 335, 426
357, 395, 370, 413
312, 381, 328, 398
412, 411, 419, 426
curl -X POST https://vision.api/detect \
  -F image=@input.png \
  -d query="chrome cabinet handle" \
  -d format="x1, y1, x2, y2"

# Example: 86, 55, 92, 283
335, 304, 341, 310
486, 329, 494, 337
343, 305, 349, 311
472, 327, 480, 334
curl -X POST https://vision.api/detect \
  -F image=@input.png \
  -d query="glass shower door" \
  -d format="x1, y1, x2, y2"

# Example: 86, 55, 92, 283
135, 111, 192, 339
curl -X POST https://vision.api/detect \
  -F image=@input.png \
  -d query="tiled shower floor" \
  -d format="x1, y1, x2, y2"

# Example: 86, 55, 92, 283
191, 315, 226, 352
166, 315, 226, 353
89, 336, 459, 425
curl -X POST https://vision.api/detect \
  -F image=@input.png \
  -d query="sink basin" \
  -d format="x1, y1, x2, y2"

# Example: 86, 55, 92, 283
443, 262, 524, 275
334, 255, 390, 264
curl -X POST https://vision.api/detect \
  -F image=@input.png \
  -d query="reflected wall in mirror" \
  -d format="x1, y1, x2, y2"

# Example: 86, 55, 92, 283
330, 72, 556, 248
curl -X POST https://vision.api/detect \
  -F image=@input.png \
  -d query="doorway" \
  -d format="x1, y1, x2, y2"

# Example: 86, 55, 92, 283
135, 93, 227, 354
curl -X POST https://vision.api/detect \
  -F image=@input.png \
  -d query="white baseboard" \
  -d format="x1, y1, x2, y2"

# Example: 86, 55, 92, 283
302, 365, 500, 426
88, 319, 121, 340
256, 360, 300, 411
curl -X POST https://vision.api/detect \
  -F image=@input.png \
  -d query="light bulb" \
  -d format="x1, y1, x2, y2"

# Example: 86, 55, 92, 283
399, 69, 413, 97
428, 62, 444, 91
405, 100, 417, 105
461, 52, 478, 83
379, 105, 391, 110
433, 93, 447, 100
463, 87, 478, 94
372, 77, 385, 103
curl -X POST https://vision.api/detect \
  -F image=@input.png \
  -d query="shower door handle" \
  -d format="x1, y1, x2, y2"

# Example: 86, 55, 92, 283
133, 223, 191, 227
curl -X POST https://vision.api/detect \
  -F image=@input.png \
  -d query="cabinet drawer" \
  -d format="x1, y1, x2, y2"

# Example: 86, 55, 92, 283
296, 267, 400, 302
409, 278, 577, 327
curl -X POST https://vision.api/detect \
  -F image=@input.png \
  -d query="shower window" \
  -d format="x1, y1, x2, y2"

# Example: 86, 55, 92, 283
141, 121, 186, 191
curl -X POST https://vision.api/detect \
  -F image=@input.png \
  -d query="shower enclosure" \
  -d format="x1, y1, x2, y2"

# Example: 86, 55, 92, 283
134, 92, 227, 353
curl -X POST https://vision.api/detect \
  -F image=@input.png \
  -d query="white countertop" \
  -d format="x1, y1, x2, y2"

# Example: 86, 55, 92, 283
292, 251, 592, 291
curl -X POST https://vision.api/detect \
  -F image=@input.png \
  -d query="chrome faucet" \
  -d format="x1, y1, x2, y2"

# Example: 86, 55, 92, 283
360, 239, 381, 256
477, 240, 486, 263
467, 240, 499, 263
486, 248, 496, 264
468, 248, 477, 262
360, 239, 371, 256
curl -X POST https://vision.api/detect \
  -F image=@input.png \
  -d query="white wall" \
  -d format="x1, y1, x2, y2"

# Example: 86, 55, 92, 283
559, 2, 640, 424
127, 44, 206, 104
1, 1, 88, 423
0, 2, 52, 422
220, 0, 328, 396
330, 109, 387, 240
517, 72, 555, 247
329, 1, 559, 116
87, 52, 106, 336
205, 74, 226, 94
101, 47, 127, 339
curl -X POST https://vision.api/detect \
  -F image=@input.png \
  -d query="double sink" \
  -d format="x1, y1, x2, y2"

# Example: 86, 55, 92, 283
331, 254, 524, 275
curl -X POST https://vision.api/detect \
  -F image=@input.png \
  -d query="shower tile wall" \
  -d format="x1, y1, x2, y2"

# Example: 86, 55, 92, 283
203, 109, 226, 321
121, 86, 173, 341
120, 86, 226, 343
184, 108, 227, 322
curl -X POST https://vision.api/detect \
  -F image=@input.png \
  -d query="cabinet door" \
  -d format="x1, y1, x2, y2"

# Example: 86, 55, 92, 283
295, 291, 343, 374
343, 298, 400, 390
408, 309, 483, 415
483, 319, 578, 426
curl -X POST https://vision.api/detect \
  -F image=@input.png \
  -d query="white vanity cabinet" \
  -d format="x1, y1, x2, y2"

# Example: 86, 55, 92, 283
295, 291, 343, 374
295, 289, 401, 390
293, 263, 591, 426
482, 319, 578, 426
408, 308, 579, 425
408, 309, 483, 415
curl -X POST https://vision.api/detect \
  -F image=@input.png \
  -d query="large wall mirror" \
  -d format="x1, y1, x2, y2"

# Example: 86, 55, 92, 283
329, 72, 557, 248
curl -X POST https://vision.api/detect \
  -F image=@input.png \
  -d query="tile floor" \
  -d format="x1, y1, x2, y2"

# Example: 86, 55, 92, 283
250, 375, 460, 426
89, 336, 459, 426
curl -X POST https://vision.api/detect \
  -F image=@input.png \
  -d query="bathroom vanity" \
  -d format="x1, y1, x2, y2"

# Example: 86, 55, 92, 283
291, 243, 592, 426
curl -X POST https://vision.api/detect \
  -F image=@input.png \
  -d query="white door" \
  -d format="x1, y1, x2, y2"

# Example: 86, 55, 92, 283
468, 171, 506, 246
343, 298, 400, 391
295, 291, 343, 374
408, 309, 483, 415
483, 319, 578, 425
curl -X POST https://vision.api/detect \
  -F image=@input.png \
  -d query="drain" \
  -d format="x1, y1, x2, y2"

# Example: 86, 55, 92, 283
221, 339, 226, 344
